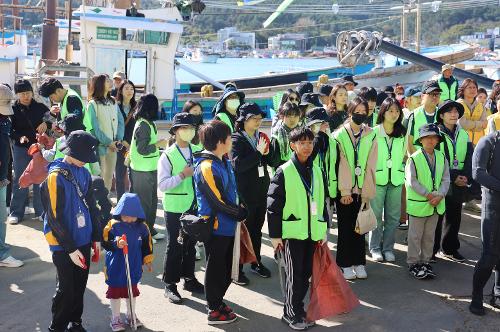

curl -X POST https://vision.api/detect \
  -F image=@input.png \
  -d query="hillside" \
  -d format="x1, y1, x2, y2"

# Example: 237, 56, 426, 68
13, 0, 500, 48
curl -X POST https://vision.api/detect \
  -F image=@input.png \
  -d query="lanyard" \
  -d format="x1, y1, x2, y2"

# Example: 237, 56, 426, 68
422, 150, 436, 185
297, 167, 314, 197
242, 130, 258, 151
175, 144, 193, 166
384, 136, 394, 159
347, 125, 363, 168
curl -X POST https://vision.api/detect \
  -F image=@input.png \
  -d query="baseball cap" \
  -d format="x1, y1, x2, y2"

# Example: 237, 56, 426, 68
441, 64, 454, 73
404, 86, 422, 98
113, 71, 126, 80
422, 81, 442, 94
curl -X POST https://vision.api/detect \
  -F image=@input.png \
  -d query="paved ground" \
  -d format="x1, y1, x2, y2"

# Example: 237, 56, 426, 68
1, 202, 499, 332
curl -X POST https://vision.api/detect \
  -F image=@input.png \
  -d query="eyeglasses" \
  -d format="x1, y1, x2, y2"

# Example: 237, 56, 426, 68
428, 93, 441, 97
289, 97, 299, 102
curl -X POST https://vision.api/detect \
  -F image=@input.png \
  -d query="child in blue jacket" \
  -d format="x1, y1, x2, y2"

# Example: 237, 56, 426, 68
102, 193, 153, 331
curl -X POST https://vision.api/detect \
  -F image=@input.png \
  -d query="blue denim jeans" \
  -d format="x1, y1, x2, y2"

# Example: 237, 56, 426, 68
9, 144, 43, 220
369, 184, 402, 254
0, 186, 10, 260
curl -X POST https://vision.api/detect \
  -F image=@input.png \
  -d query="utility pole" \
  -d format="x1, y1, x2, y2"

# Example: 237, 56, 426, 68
66, 0, 73, 61
401, 1, 408, 48
415, 0, 421, 53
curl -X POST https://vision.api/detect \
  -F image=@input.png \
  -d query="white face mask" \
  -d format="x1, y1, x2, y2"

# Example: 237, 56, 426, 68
226, 99, 240, 114
177, 128, 196, 142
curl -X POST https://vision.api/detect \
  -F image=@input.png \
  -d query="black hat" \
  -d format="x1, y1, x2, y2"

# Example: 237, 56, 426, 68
59, 130, 99, 163
417, 123, 443, 144
342, 75, 358, 86
14, 79, 33, 94
436, 100, 465, 123
39, 78, 63, 98
383, 85, 395, 93
422, 80, 442, 94
404, 86, 422, 98
376, 91, 389, 107
359, 87, 377, 101
318, 84, 333, 97
169, 112, 194, 134
299, 93, 322, 107
305, 107, 328, 127
296, 81, 314, 96
58, 114, 85, 134
237, 102, 266, 122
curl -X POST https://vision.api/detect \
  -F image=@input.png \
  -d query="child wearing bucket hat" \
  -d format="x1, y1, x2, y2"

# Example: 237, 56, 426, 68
40, 130, 102, 332
405, 123, 450, 280
158, 113, 205, 303
433, 100, 473, 262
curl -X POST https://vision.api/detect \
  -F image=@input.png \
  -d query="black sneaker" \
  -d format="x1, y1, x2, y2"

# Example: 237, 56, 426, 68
281, 315, 308, 331
66, 322, 87, 332
442, 251, 466, 262
409, 264, 427, 279
251, 262, 271, 278
469, 301, 486, 316
164, 284, 183, 304
398, 222, 409, 230
422, 263, 436, 278
184, 278, 205, 294
232, 272, 250, 286
208, 307, 237, 325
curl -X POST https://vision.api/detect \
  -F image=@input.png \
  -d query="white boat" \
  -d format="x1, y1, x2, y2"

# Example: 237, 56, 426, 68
188, 48, 220, 63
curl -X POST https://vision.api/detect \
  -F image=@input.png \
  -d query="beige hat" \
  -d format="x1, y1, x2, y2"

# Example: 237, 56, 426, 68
112, 71, 126, 80
441, 64, 454, 73
0, 84, 14, 115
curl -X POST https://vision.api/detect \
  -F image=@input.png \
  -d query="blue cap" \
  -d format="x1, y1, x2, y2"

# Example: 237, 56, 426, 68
405, 86, 422, 98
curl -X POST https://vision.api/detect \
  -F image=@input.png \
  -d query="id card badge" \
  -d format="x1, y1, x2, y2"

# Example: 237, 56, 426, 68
310, 201, 318, 216
386, 159, 393, 169
452, 159, 459, 170
258, 166, 265, 178
77, 213, 86, 228
354, 166, 362, 176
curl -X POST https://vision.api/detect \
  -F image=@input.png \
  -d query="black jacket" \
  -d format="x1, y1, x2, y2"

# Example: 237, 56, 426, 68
231, 130, 271, 205
473, 131, 500, 195
267, 153, 328, 239
10, 99, 50, 148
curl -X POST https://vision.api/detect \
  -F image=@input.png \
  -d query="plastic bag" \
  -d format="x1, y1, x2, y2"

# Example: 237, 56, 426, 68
19, 143, 48, 188
239, 222, 257, 265
306, 243, 359, 321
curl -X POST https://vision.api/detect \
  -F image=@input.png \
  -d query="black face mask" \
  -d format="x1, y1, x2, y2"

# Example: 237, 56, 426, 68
192, 114, 203, 126
352, 113, 367, 125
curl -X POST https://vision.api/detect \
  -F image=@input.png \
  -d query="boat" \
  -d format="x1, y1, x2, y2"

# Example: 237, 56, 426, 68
186, 48, 220, 63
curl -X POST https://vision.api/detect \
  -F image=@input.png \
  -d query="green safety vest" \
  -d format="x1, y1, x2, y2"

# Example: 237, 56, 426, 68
368, 112, 378, 128
374, 126, 406, 186
129, 118, 159, 172
406, 149, 446, 217
281, 160, 326, 241
411, 106, 438, 144
438, 78, 457, 101
439, 127, 469, 170
162, 143, 203, 213
271, 131, 293, 164
313, 136, 338, 198
334, 126, 376, 190
216, 113, 234, 132
60, 89, 92, 131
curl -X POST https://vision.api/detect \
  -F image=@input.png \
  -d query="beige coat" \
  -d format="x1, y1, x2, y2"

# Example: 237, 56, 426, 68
335, 122, 378, 200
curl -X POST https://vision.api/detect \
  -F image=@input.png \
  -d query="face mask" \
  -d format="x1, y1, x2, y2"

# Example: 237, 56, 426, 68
352, 113, 367, 125
178, 128, 196, 142
192, 114, 203, 126
226, 99, 240, 114
310, 123, 321, 135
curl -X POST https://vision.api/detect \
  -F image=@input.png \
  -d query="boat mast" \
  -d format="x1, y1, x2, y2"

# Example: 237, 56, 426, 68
41, 0, 58, 66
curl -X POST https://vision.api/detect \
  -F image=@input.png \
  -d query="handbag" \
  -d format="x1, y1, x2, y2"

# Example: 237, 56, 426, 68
355, 202, 377, 235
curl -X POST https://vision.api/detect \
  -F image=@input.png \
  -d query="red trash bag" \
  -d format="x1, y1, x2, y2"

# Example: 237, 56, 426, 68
306, 243, 360, 321
239, 222, 257, 265
19, 143, 49, 188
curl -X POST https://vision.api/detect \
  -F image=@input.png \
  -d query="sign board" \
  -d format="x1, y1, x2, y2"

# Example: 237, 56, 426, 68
96, 27, 119, 41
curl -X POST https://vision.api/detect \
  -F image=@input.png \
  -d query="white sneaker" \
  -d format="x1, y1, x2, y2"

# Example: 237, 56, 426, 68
371, 251, 384, 262
152, 238, 157, 244
7, 216, 19, 225
152, 233, 165, 241
36, 216, 43, 222
0, 256, 24, 268
384, 251, 396, 262
354, 265, 368, 279
463, 201, 481, 213
195, 246, 201, 260
342, 266, 356, 280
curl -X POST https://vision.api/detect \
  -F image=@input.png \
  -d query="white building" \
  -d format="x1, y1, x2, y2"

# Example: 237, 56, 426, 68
217, 27, 255, 50
268, 33, 307, 51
